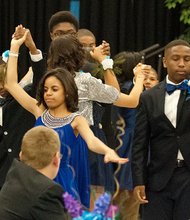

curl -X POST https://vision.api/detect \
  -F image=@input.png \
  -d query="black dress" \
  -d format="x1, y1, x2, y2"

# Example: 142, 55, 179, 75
89, 101, 115, 192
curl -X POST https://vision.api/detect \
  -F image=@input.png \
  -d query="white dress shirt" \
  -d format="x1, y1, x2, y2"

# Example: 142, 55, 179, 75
164, 75, 184, 160
0, 106, 2, 126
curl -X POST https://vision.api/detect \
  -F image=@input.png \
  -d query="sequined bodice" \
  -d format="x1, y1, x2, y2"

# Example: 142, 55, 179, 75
41, 110, 80, 128
74, 71, 119, 125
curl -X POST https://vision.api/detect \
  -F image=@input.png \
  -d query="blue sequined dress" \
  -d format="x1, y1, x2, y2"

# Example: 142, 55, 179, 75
35, 110, 90, 208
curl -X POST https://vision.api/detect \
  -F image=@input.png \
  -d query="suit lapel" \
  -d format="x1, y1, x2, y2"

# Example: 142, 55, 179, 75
176, 90, 186, 125
156, 81, 166, 114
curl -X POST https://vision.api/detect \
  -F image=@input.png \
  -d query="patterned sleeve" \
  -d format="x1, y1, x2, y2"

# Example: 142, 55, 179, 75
75, 72, 119, 103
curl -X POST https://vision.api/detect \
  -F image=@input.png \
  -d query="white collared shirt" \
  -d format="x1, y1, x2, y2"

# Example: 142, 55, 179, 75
29, 49, 43, 62
164, 75, 184, 160
0, 106, 2, 126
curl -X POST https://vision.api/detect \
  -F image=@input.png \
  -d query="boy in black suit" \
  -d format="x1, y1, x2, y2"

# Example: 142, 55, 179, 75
0, 126, 70, 220
132, 39, 190, 220
0, 29, 44, 189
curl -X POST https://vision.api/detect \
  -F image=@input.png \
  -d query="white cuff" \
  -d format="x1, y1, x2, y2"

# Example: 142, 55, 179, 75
29, 49, 43, 62
101, 58, 113, 70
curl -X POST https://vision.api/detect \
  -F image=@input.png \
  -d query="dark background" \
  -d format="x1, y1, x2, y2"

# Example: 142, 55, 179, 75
0, 0, 186, 79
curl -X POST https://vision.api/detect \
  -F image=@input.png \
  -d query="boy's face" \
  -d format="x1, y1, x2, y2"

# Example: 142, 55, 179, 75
144, 70, 159, 89
50, 22, 76, 40
163, 45, 190, 83
78, 35, 96, 49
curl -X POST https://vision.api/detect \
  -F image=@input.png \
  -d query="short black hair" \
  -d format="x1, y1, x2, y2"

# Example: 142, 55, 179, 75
77, 29, 95, 40
164, 39, 190, 56
48, 11, 79, 33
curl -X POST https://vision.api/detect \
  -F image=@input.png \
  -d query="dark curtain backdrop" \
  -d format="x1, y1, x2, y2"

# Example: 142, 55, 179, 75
0, 0, 187, 77
80, 0, 186, 77
0, 0, 70, 78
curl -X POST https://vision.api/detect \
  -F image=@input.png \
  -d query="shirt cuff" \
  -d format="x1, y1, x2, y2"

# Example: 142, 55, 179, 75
29, 49, 43, 62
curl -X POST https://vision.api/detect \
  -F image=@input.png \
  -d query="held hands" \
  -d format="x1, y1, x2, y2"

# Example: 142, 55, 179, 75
12, 24, 25, 40
90, 40, 111, 64
90, 45, 107, 63
101, 40, 110, 56
104, 149, 129, 164
133, 185, 149, 204
11, 26, 29, 48
133, 63, 151, 81
12, 25, 38, 54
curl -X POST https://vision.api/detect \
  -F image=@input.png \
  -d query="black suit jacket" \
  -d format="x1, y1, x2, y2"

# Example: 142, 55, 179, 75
132, 80, 190, 191
0, 159, 70, 220
0, 59, 45, 188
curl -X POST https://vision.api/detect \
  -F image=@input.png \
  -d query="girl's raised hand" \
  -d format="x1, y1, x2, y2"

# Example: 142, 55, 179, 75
11, 28, 29, 47
90, 45, 106, 63
104, 149, 129, 164
133, 63, 151, 82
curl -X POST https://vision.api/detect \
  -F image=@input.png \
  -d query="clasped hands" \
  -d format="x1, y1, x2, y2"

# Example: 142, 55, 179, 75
133, 63, 152, 81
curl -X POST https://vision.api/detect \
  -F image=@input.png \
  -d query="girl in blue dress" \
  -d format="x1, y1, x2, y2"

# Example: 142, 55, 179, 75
5, 31, 129, 208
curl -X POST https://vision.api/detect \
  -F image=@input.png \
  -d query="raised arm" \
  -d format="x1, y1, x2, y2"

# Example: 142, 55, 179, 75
113, 63, 149, 108
90, 45, 120, 91
14, 25, 46, 97
4, 30, 41, 118
72, 115, 128, 164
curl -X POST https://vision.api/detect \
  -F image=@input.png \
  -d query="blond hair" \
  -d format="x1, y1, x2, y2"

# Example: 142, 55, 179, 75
21, 126, 60, 169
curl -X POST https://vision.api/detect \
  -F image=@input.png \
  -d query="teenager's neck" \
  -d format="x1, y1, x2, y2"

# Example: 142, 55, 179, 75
37, 166, 56, 180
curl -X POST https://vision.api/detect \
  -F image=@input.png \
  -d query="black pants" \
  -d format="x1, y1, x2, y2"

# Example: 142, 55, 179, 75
142, 166, 190, 220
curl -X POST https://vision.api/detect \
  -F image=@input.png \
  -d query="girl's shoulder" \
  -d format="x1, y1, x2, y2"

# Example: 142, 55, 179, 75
71, 114, 88, 128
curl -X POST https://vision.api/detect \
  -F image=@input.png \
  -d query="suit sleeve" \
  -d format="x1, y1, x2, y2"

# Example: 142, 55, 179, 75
132, 94, 150, 187
30, 184, 71, 220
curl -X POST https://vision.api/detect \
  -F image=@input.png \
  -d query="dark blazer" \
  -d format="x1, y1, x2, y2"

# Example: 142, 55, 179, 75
0, 159, 70, 219
132, 80, 190, 191
0, 59, 45, 188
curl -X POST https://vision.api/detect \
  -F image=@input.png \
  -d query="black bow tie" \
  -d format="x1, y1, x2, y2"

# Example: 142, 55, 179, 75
166, 82, 188, 95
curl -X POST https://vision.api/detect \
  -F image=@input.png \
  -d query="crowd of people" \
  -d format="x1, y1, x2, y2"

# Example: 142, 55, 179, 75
0, 10, 190, 220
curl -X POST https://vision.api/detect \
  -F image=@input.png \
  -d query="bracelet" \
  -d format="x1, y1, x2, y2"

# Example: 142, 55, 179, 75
101, 58, 113, 70
9, 52, 19, 57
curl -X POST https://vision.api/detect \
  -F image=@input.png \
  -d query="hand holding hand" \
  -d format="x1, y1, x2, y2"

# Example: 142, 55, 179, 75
133, 185, 149, 204
104, 149, 129, 164
133, 63, 151, 81
11, 28, 29, 48
13, 24, 25, 40
12, 25, 38, 54
90, 45, 107, 63
101, 40, 110, 56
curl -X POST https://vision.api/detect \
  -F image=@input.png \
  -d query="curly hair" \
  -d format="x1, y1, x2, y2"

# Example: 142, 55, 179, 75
47, 35, 85, 76
48, 11, 79, 33
36, 68, 79, 112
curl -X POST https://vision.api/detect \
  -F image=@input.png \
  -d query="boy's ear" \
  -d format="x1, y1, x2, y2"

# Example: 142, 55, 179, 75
50, 33, 54, 41
52, 152, 60, 167
19, 151, 22, 160
163, 57, 167, 68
